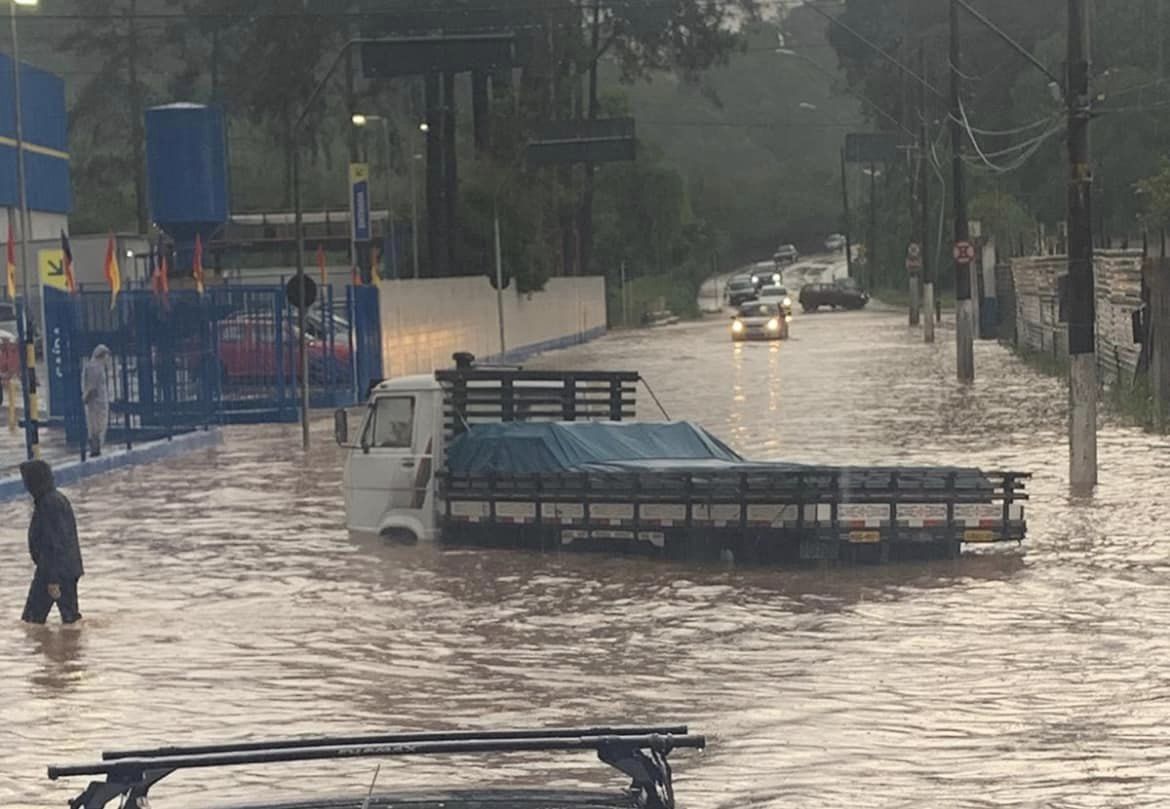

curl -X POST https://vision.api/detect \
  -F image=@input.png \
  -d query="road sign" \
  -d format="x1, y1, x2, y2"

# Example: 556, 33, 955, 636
349, 163, 371, 243
845, 132, 901, 164
38, 248, 68, 291
953, 241, 976, 265
906, 242, 922, 271
286, 275, 318, 310
526, 118, 637, 166
361, 35, 517, 79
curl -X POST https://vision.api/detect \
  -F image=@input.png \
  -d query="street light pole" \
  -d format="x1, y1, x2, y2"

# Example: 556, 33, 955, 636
409, 147, 420, 279
293, 144, 310, 451
494, 200, 505, 354
10, 0, 37, 459
380, 119, 397, 279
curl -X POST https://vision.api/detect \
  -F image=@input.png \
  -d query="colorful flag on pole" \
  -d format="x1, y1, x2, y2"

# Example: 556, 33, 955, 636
60, 230, 77, 294
103, 233, 121, 309
160, 245, 170, 307
192, 234, 205, 295
5, 216, 15, 301
316, 243, 327, 287
150, 239, 170, 310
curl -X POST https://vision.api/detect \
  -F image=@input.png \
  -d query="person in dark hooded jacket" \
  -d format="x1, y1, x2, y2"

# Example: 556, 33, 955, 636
19, 460, 83, 624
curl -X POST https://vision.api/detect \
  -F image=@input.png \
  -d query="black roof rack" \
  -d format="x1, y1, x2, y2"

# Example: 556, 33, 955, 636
49, 727, 705, 809
102, 723, 689, 760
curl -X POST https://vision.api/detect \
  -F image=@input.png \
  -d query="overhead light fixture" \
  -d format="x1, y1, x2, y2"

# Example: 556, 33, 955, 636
13, 0, 40, 7
352, 114, 368, 127
419, 122, 430, 133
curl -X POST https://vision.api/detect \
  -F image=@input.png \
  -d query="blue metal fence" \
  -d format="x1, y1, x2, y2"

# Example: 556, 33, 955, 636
348, 284, 383, 399
43, 282, 381, 449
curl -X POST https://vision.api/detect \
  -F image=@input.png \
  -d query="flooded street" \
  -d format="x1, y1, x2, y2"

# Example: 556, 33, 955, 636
5, 304, 1170, 809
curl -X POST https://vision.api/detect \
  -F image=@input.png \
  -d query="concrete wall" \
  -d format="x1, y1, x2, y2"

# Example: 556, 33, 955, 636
379, 275, 607, 378
1009, 249, 1143, 385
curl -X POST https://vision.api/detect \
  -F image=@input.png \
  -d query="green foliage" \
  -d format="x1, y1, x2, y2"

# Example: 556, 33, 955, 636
970, 189, 1036, 254
1136, 158, 1170, 231
827, 0, 1170, 248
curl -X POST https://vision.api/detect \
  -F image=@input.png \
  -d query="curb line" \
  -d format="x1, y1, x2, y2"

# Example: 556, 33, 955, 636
0, 429, 224, 502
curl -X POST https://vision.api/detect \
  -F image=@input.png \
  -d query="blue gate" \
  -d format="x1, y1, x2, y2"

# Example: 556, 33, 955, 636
45, 282, 380, 445
44, 287, 218, 446
348, 284, 383, 400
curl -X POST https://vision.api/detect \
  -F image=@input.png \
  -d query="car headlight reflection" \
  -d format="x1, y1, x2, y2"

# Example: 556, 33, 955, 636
766, 318, 780, 331
751, 275, 759, 284
782, 296, 792, 307
772, 273, 781, 284
732, 320, 745, 333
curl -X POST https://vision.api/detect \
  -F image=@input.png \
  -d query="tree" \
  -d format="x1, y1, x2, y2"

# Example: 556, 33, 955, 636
57, 0, 177, 232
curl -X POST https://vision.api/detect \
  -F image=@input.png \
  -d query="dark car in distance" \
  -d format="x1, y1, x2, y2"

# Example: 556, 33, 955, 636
799, 278, 870, 312
726, 275, 758, 307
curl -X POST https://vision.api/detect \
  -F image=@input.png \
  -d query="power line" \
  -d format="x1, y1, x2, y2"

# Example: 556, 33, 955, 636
640, 118, 859, 129
959, 114, 1062, 137
799, 0, 946, 102
957, 96, 1063, 173
953, 0, 1061, 87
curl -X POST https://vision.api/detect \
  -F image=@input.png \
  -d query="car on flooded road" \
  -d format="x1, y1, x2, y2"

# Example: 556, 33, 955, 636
772, 243, 799, 266
731, 300, 789, 341
750, 265, 782, 290
757, 284, 793, 317
725, 275, 758, 307
799, 277, 869, 312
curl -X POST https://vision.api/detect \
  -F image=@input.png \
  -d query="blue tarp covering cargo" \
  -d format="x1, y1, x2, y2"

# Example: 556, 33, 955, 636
446, 421, 995, 492
445, 421, 743, 476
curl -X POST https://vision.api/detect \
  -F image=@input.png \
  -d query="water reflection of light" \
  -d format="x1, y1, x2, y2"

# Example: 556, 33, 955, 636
729, 341, 746, 446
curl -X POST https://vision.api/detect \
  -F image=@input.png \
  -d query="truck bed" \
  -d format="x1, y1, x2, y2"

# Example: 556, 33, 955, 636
439, 465, 1028, 565
434, 365, 1029, 565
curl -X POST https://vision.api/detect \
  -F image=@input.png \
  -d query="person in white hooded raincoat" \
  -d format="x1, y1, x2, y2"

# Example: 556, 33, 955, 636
81, 345, 111, 456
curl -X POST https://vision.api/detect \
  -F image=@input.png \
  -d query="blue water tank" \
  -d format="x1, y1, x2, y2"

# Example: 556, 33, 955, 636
145, 103, 229, 263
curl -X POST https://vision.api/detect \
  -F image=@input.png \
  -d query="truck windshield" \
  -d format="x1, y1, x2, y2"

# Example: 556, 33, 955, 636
366, 396, 415, 448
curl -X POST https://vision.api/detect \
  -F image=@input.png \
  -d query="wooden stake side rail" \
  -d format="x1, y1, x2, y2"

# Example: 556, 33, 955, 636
438, 469, 1030, 564
437, 369, 640, 434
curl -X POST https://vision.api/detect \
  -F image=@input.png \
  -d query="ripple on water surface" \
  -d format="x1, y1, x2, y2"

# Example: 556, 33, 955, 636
3, 309, 1170, 809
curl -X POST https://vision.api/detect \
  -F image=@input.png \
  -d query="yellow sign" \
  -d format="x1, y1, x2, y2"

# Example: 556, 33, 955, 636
348, 163, 369, 184
38, 248, 68, 291
848, 530, 881, 544
963, 529, 997, 544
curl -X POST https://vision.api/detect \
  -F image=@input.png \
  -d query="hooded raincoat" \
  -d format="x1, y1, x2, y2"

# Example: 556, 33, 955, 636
82, 345, 110, 451
20, 460, 83, 623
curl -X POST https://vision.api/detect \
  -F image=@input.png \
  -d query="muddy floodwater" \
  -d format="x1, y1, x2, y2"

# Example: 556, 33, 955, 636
4, 305, 1170, 809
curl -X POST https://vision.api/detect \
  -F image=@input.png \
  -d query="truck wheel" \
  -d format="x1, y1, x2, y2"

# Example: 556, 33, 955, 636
381, 527, 419, 545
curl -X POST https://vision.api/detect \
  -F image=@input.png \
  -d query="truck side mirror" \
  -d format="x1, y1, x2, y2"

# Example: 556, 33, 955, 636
333, 409, 348, 446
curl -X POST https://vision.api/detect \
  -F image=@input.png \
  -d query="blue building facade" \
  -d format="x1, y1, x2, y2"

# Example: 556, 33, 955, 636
0, 52, 71, 217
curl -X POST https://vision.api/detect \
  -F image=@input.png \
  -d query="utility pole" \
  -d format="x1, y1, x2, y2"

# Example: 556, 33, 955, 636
950, 0, 975, 381
907, 166, 920, 326
920, 43, 935, 344
1067, 0, 1097, 492
868, 161, 877, 291
841, 147, 853, 279
127, 0, 148, 234
579, 0, 602, 278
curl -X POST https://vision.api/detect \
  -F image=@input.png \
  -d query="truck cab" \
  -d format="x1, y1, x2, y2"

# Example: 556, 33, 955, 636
338, 374, 443, 542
